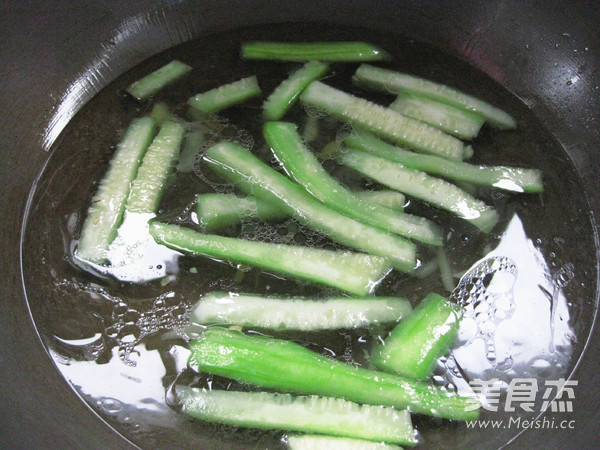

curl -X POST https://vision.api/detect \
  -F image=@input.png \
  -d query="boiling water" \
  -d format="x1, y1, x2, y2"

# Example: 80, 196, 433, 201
21, 23, 597, 449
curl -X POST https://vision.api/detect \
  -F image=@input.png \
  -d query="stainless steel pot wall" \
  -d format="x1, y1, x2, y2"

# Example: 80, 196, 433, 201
1, 1, 598, 448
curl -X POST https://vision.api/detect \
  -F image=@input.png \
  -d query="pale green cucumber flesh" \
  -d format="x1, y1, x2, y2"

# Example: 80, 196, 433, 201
241, 41, 391, 62
338, 147, 499, 233
263, 121, 443, 246
190, 291, 412, 330
188, 327, 479, 420
188, 76, 261, 113
263, 61, 329, 121
299, 81, 464, 160
203, 141, 417, 271
149, 222, 391, 296
125, 120, 185, 214
353, 64, 516, 129
372, 293, 461, 380
76, 116, 156, 263
126, 60, 192, 100
176, 387, 416, 445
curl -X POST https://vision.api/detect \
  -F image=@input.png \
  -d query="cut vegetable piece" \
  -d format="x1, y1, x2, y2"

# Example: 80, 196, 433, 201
188, 76, 261, 114
263, 61, 329, 121
389, 93, 484, 140
337, 148, 499, 232
299, 81, 464, 160
353, 65, 516, 129
241, 41, 390, 62
176, 387, 416, 445
190, 291, 412, 330
437, 247, 455, 292
285, 434, 403, 450
76, 117, 156, 263
354, 190, 405, 212
196, 193, 286, 230
125, 120, 185, 213
149, 222, 391, 296
188, 327, 478, 420
264, 122, 442, 246
372, 293, 462, 380
177, 128, 205, 173
345, 130, 543, 193
204, 141, 417, 271
126, 60, 192, 100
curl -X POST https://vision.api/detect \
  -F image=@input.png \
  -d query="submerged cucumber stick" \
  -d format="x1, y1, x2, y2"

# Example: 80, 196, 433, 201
77, 116, 156, 263
285, 434, 403, 450
353, 64, 516, 129
337, 147, 499, 233
125, 120, 185, 214
196, 193, 285, 230
300, 81, 464, 160
176, 388, 416, 445
263, 60, 329, 120
149, 222, 391, 296
188, 76, 261, 113
204, 141, 417, 272
126, 60, 192, 100
241, 41, 390, 62
190, 291, 412, 331
188, 327, 478, 420
263, 121, 443, 246
372, 293, 462, 379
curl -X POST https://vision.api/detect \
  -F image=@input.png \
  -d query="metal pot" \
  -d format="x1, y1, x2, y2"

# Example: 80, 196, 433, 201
1, 1, 598, 448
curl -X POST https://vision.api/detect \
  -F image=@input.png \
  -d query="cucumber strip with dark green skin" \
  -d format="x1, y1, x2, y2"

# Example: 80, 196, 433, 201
345, 130, 543, 193
299, 81, 464, 160
285, 434, 403, 450
241, 41, 390, 62
188, 76, 261, 114
203, 141, 417, 272
337, 147, 499, 232
126, 60, 192, 100
190, 291, 412, 330
353, 64, 516, 129
389, 93, 484, 140
125, 120, 185, 213
263, 61, 329, 121
175, 387, 416, 445
77, 117, 156, 263
354, 190, 405, 211
149, 222, 391, 296
371, 293, 462, 380
264, 122, 442, 246
188, 327, 478, 420
196, 193, 286, 230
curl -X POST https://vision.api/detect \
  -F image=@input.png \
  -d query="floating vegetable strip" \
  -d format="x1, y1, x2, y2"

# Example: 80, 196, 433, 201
372, 293, 462, 379
263, 60, 329, 120
125, 120, 185, 214
241, 41, 390, 62
126, 60, 192, 100
149, 222, 391, 296
204, 141, 417, 271
196, 193, 286, 230
188, 76, 261, 113
299, 81, 464, 160
345, 130, 543, 193
389, 93, 484, 140
285, 434, 403, 450
264, 122, 442, 246
353, 64, 516, 129
337, 147, 499, 232
190, 291, 412, 330
77, 117, 156, 263
354, 190, 405, 211
175, 387, 416, 445
188, 327, 478, 420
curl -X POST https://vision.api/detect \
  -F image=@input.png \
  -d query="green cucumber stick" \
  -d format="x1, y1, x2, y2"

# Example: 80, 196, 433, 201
372, 293, 462, 379
188, 327, 478, 420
